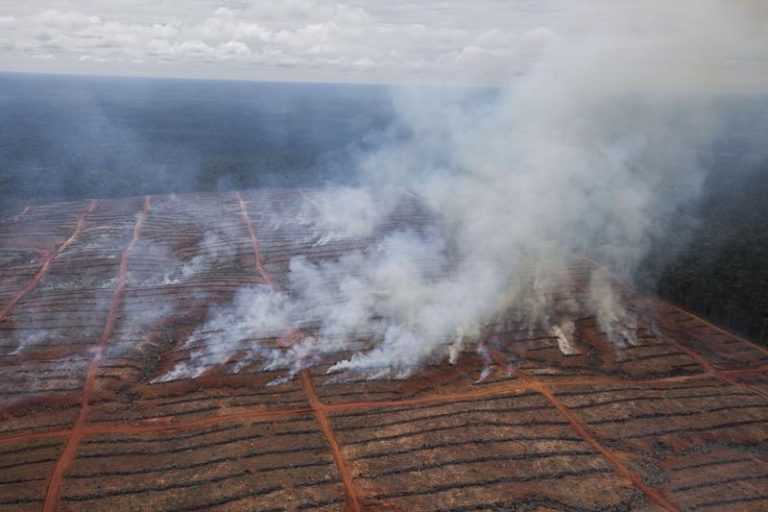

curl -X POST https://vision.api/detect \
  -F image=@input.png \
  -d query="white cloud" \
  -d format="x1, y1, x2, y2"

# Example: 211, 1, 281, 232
78, 53, 106, 62
218, 40, 251, 58
0, 0, 765, 86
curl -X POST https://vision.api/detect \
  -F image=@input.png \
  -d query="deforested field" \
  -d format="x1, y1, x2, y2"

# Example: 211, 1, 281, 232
0, 189, 766, 512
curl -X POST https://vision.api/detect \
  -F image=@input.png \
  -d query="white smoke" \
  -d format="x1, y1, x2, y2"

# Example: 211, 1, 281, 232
159, 231, 235, 285
160, 0, 763, 382
299, 187, 387, 242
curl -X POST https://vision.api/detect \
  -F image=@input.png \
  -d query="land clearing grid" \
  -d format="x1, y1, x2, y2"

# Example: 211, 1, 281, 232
0, 190, 766, 511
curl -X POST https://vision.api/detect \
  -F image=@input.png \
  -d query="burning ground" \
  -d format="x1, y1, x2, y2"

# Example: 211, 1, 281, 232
0, 190, 767, 511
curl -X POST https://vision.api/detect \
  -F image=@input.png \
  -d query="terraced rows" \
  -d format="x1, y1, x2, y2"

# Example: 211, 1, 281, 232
0, 189, 766, 511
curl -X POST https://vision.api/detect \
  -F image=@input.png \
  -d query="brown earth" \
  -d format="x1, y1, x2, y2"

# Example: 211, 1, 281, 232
0, 190, 766, 512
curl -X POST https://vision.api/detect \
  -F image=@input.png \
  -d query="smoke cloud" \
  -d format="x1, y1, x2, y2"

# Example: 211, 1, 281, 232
160, 0, 763, 382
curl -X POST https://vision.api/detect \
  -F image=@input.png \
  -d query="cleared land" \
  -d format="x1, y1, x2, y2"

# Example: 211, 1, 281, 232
0, 190, 766, 512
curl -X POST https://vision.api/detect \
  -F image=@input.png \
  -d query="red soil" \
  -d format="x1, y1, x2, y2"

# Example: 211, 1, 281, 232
0, 189, 765, 512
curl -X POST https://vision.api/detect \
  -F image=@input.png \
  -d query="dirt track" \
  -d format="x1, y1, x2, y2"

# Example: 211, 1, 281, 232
0, 190, 766, 511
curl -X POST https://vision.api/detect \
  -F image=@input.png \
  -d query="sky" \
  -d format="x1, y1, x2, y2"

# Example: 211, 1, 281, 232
0, 0, 766, 86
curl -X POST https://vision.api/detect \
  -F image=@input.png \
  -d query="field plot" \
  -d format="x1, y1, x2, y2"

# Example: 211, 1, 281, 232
0, 190, 766, 511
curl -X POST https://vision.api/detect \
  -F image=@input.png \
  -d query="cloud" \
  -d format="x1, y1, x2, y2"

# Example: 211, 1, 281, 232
0, 1, 567, 83
0, 1, 765, 87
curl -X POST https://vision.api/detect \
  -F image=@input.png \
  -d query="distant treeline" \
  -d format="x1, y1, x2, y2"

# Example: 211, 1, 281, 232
0, 73, 391, 216
639, 162, 768, 345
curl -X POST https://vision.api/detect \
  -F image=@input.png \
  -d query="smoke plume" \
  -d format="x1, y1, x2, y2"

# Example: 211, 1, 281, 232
161, 0, 762, 382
